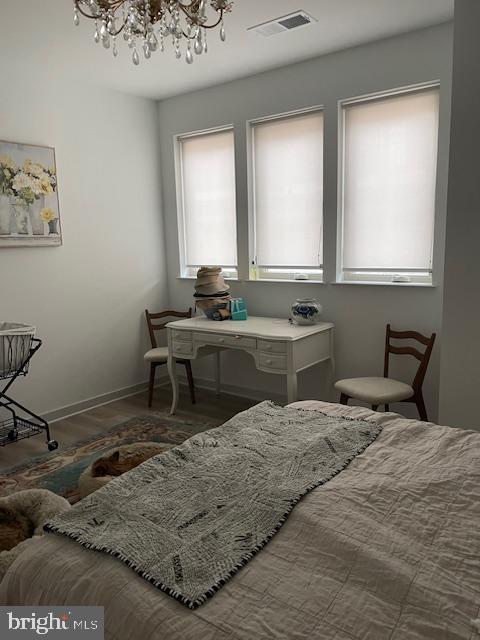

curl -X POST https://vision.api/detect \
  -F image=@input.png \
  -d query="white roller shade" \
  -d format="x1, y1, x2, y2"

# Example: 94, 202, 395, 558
342, 88, 439, 271
253, 111, 324, 268
180, 129, 237, 267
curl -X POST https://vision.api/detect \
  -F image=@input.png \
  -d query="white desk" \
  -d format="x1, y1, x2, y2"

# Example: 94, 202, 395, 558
166, 316, 334, 414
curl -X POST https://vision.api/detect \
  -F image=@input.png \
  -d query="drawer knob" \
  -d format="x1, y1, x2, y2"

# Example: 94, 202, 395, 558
235, 335, 241, 340
218, 338, 225, 343
266, 359, 272, 365
265, 344, 271, 350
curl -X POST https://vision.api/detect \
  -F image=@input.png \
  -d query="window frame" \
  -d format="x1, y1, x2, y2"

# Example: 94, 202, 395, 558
174, 124, 238, 279
247, 106, 325, 283
337, 82, 440, 286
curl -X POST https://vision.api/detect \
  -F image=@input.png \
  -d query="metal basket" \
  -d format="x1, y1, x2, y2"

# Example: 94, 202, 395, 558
0, 322, 58, 451
0, 322, 36, 380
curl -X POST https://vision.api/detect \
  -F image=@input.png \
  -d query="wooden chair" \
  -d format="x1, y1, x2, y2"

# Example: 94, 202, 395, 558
335, 324, 436, 421
144, 309, 195, 408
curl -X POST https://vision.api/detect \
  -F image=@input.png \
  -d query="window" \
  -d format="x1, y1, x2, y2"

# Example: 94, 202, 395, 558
176, 127, 237, 278
340, 86, 440, 284
250, 109, 324, 282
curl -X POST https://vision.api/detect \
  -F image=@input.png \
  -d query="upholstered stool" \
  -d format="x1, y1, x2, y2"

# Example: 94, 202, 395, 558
78, 441, 172, 499
0, 489, 70, 581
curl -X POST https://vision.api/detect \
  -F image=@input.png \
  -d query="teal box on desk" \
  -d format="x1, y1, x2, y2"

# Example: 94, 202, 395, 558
230, 298, 248, 321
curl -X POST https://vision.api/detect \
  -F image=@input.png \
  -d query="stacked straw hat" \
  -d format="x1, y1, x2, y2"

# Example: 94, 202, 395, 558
194, 267, 230, 297
194, 267, 231, 320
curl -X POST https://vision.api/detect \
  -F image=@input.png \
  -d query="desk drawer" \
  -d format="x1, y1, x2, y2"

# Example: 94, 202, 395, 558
258, 340, 287, 354
259, 353, 287, 372
171, 330, 192, 343
172, 341, 193, 356
194, 332, 256, 350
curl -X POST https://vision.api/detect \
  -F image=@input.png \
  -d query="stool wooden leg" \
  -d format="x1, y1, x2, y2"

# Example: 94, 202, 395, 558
372, 405, 379, 411
148, 364, 156, 408
185, 361, 196, 405
415, 393, 428, 422
340, 393, 349, 405
385, 404, 390, 412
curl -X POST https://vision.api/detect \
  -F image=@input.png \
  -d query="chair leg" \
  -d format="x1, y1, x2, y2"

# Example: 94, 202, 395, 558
415, 393, 428, 422
372, 405, 379, 411
385, 404, 390, 412
339, 393, 349, 405
185, 361, 196, 405
148, 364, 156, 408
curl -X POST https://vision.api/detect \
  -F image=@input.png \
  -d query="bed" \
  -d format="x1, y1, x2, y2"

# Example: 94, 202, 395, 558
1, 401, 479, 640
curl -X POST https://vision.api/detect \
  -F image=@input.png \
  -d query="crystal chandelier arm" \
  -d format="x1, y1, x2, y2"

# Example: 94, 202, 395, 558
177, 8, 224, 30
74, 1, 126, 36
73, 0, 99, 19
179, 14, 223, 40
73, 0, 123, 19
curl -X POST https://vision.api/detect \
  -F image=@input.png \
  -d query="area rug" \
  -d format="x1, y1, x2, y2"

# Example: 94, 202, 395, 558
0, 413, 214, 503
45, 401, 382, 609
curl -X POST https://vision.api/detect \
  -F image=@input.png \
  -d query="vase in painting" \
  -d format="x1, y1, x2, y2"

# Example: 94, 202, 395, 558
48, 219, 59, 235
10, 199, 32, 235
0, 194, 10, 235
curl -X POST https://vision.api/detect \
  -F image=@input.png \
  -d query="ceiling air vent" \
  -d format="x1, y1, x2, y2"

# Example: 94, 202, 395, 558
248, 11, 316, 38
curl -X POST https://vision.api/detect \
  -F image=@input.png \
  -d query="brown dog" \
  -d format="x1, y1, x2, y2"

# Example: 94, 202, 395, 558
0, 505, 34, 552
91, 444, 164, 478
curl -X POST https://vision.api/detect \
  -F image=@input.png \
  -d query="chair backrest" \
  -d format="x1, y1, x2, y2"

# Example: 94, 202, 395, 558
145, 309, 192, 349
384, 324, 436, 392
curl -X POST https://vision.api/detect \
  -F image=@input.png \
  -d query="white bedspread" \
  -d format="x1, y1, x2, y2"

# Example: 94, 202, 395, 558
1, 401, 479, 640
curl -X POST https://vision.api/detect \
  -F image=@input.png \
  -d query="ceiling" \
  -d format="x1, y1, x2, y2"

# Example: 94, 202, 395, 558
0, 0, 453, 100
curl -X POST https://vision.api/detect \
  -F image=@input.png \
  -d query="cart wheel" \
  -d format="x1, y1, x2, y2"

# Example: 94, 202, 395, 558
47, 440, 58, 451
8, 430, 18, 441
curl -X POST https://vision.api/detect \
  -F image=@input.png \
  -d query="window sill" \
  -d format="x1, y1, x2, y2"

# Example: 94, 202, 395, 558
177, 276, 434, 287
248, 279, 324, 284
333, 280, 436, 288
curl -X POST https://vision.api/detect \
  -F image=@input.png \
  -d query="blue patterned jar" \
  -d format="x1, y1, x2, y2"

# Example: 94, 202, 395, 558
291, 298, 322, 325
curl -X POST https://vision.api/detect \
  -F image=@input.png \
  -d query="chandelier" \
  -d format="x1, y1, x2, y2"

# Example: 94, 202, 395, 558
73, 0, 233, 65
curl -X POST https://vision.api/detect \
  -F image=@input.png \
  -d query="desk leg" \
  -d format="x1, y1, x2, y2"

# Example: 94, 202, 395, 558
287, 371, 298, 404
167, 352, 179, 416
215, 351, 221, 396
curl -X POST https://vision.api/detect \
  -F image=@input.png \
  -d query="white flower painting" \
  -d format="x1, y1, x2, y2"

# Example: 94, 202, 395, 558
0, 141, 62, 247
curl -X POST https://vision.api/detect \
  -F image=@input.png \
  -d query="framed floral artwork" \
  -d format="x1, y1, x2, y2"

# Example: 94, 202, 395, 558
0, 141, 62, 247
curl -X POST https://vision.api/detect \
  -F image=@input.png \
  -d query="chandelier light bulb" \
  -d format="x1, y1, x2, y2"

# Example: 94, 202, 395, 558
72, 0, 233, 64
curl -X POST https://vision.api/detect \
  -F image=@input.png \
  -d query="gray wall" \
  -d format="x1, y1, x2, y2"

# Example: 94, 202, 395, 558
0, 78, 168, 417
158, 23, 453, 421
439, 1, 480, 429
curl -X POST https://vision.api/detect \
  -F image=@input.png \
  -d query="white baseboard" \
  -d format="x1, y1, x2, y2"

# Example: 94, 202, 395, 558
44, 374, 282, 424
45, 380, 153, 424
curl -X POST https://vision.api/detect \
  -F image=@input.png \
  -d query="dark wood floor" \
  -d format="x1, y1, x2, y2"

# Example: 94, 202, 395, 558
0, 384, 256, 471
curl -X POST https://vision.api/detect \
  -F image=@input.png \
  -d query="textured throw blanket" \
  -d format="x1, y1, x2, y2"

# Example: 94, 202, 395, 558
45, 401, 382, 609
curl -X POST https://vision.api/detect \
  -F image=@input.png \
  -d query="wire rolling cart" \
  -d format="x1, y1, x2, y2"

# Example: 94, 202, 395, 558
0, 323, 58, 451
